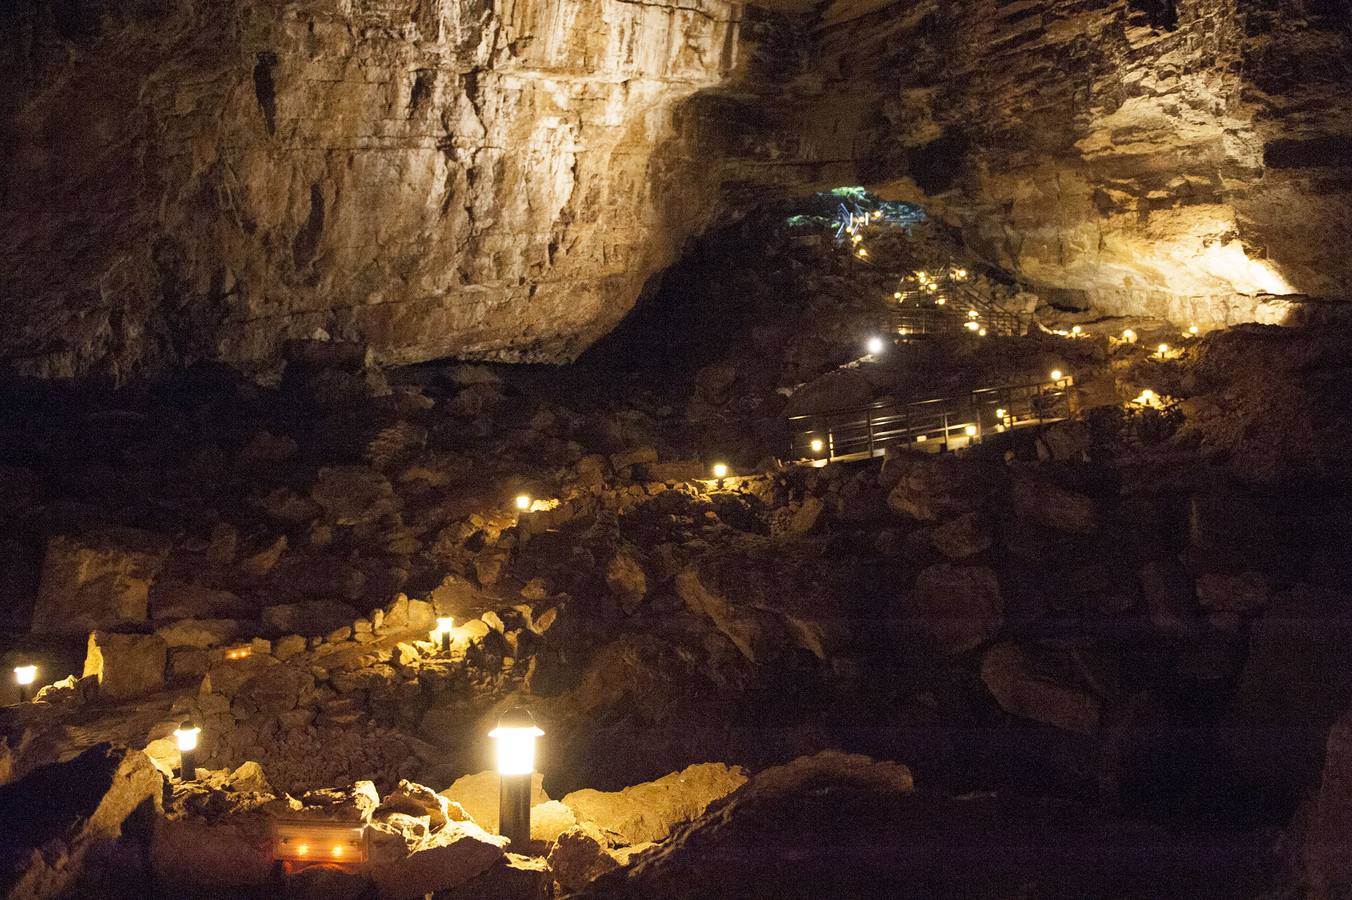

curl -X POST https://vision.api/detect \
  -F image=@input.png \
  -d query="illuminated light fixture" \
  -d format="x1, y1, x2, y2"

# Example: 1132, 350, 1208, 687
1188, 324, 1199, 335
995, 408, 1007, 419
926, 284, 938, 293
174, 721, 202, 780
856, 248, 868, 258
964, 425, 978, 437
223, 645, 251, 661
432, 616, 455, 652
893, 291, 902, 300
978, 327, 988, 337
1122, 328, 1137, 342
1133, 389, 1158, 407
515, 494, 531, 511
954, 268, 968, 279
1050, 369, 1064, 382
967, 309, 979, 319
1156, 343, 1170, 357
274, 821, 368, 869
14, 665, 36, 703
965, 321, 980, 332
851, 233, 862, 244
1071, 325, 1082, 336
711, 462, 729, 482
866, 336, 885, 355
934, 297, 945, 305
872, 210, 882, 219
915, 434, 928, 443
810, 438, 824, 455
490, 708, 544, 847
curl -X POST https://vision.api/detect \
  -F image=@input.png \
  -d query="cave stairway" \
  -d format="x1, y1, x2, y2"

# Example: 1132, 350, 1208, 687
786, 373, 1073, 463
888, 274, 1027, 339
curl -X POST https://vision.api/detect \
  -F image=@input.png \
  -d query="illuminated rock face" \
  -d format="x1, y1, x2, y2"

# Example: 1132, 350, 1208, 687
766, 0, 1352, 324
0, 0, 739, 378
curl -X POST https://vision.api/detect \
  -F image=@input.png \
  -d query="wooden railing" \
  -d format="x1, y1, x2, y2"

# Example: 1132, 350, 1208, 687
787, 376, 1073, 462
891, 272, 1028, 338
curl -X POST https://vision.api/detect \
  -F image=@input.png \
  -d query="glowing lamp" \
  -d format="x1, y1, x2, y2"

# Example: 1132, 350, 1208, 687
934, 297, 945, 305
490, 708, 544, 847
1071, 325, 1082, 336
1050, 369, 1064, 382
872, 210, 882, 219
967, 310, 979, 318
851, 233, 862, 244
915, 434, 928, 443
1157, 343, 1170, 357
174, 722, 201, 780
1122, 328, 1137, 342
964, 425, 978, 437
711, 462, 729, 481
14, 665, 36, 703
964, 321, 980, 332
995, 408, 1007, 419
856, 248, 868, 258
275, 821, 367, 869
432, 616, 455, 652
224, 645, 252, 661
810, 438, 824, 455
866, 336, 885, 355
893, 292, 902, 300
1188, 324, 1199, 335
955, 268, 968, 279
515, 494, 531, 511
978, 327, 988, 337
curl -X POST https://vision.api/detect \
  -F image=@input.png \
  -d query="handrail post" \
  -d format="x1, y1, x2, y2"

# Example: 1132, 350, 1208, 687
866, 406, 875, 458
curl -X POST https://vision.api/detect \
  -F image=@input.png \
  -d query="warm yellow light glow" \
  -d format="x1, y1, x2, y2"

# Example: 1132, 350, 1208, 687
964, 425, 977, 437
1157, 343, 1170, 356
872, 210, 882, 219
810, 439, 824, 454
967, 309, 979, 318
224, 645, 251, 661
1199, 241, 1295, 295
851, 233, 862, 244
964, 321, 980, 332
954, 268, 968, 279
297, 844, 310, 857
437, 616, 454, 632
174, 725, 201, 753
995, 408, 1006, 419
934, 296, 944, 304
978, 328, 988, 337
926, 284, 938, 293
916, 434, 928, 443
14, 665, 36, 686
1188, 324, 1199, 335
515, 494, 531, 511
893, 291, 902, 300
1071, 325, 1082, 336
866, 336, 885, 355
856, 248, 868, 258
1134, 389, 1157, 406
331, 844, 345, 858
490, 725, 544, 775
1122, 328, 1137, 342
711, 463, 729, 479
1050, 369, 1064, 381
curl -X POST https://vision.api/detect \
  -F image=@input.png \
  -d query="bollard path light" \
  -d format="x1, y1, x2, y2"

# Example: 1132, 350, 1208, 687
175, 721, 201, 780
14, 665, 36, 703
514, 494, 531, 511
432, 616, 455, 652
866, 336, 885, 356
490, 708, 544, 848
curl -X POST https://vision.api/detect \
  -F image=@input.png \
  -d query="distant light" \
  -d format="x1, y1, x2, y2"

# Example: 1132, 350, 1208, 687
1188, 324, 1199, 335
964, 321, 980, 332
954, 268, 968, 279
934, 297, 945, 305
866, 336, 885, 355
1071, 325, 1082, 335
810, 439, 824, 454
14, 665, 36, 686
331, 844, 345, 858
297, 844, 310, 857
893, 291, 902, 300
515, 494, 531, 511
711, 463, 729, 479
978, 328, 987, 337
967, 310, 979, 318
224, 645, 251, 661
851, 233, 862, 243
995, 408, 1006, 419
1157, 343, 1170, 356
1136, 389, 1157, 404
1122, 328, 1137, 342
872, 210, 882, 219
432, 616, 455, 651
856, 248, 868, 258
916, 434, 928, 443
1050, 369, 1064, 381
964, 425, 977, 437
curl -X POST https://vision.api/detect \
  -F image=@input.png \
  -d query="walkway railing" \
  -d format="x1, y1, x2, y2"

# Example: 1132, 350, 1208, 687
787, 375, 1073, 462
891, 271, 1028, 338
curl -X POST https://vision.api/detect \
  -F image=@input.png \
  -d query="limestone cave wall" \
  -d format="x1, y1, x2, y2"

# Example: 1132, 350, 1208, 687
0, 0, 740, 379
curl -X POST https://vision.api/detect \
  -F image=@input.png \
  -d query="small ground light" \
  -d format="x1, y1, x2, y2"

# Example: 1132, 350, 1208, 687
1122, 328, 1137, 342
995, 408, 1006, 419
1157, 343, 1170, 357
1188, 324, 1199, 335
965, 321, 980, 332
1071, 325, 1082, 336
978, 327, 988, 337
964, 425, 978, 437
967, 309, 979, 318
175, 722, 201, 780
866, 336, 885, 355
893, 291, 902, 299
490, 708, 544, 848
810, 438, 824, 454
1050, 369, 1064, 382
433, 616, 454, 652
515, 494, 531, 511
14, 665, 36, 703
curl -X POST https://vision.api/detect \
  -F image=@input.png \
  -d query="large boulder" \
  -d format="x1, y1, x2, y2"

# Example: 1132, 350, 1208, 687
783, 369, 872, 418
886, 454, 1000, 522
980, 643, 1100, 734
368, 821, 506, 900
83, 631, 167, 701
561, 763, 748, 845
30, 529, 169, 634
311, 466, 399, 527
1010, 473, 1097, 536
440, 853, 551, 900
0, 744, 163, 900
900, 564, 1004, 655
1300, 707, 1352, 899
